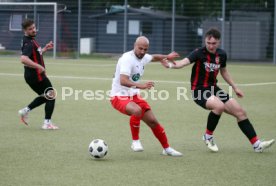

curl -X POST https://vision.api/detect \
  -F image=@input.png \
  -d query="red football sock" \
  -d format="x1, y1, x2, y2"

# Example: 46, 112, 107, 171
250, 136, 259, 145
151, 124, 169, 148
129, 115, 141, 140
205, 129, 213, 135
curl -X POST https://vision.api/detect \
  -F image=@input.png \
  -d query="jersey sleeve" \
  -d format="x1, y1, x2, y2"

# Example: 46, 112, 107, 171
143, 54, 153, 65
119, 57, 132, 76
220, 52, 227, 68
187, 49, 199, 64
22, 41, 33, 58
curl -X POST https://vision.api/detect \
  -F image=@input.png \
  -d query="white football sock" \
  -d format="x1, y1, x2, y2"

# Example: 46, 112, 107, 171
164, 147, 172, 152
253, 140, 261, 148
24, 107, 30, 113
44, 119, 51, 125
205, 133, 213, 139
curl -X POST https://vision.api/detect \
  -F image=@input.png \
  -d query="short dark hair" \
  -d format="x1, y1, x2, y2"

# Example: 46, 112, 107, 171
205, 28, 221, 40
22, 19, 34, 30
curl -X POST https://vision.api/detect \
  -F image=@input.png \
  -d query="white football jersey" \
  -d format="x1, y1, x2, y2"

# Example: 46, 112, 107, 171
110, 50, 153, 97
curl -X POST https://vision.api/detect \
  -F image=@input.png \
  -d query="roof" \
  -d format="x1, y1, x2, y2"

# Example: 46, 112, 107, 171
0, 4, 68, 12
88, 6, 189, 20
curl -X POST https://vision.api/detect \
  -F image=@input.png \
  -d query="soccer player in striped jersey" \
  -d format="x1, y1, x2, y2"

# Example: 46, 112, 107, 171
162, 28, 274, 153
18, 19, 58, 130
110, 36, 182, 156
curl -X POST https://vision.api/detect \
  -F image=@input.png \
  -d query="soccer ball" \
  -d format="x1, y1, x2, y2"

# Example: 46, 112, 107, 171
88, 139, 108, 159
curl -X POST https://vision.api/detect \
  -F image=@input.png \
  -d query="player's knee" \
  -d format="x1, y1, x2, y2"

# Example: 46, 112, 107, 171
213, 102, 225, 114
132, 107, 142, 117
45, 89, 56, 100
147, 118, 159, 127
235, 108, 247, 119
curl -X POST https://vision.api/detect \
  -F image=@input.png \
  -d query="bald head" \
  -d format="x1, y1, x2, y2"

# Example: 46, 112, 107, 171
134, 36, 149, 59
135, 36, 150, 46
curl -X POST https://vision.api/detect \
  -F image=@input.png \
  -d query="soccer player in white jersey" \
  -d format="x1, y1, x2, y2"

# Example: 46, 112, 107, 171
110, 36, 182, 156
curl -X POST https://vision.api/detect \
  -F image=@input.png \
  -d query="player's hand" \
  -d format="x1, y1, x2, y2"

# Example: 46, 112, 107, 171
161, 58, 170, 68
167, 51, 180, 60
44, 41, 54, 51
161, 58, 175, 68
37, 65, 45, 74
140, 81, 155, 89
234, 88, 244, 98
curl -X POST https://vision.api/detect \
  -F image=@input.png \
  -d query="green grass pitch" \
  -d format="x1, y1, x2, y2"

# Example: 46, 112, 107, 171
0, 56, 275, 186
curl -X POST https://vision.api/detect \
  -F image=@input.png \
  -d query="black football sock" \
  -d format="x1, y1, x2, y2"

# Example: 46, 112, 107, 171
238, 119, 259, 144
206, 111, 221, 135
45, 99, 55, 120
28, 96, 47, 110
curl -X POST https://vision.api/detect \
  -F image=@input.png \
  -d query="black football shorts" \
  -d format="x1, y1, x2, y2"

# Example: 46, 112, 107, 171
25, 77, 54, 96
192, 86, 230, 109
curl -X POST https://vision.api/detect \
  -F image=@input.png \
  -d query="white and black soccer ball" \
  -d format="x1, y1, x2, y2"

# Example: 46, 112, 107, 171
88, 139, 108, 159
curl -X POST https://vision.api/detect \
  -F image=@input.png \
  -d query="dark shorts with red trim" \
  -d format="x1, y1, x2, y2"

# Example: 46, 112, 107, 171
192, 86, 230, 109
25, 77, 54, 96
110, 95, 151, 115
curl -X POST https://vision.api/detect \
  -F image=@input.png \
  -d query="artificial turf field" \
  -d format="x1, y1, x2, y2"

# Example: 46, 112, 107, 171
0, 56, 275, 186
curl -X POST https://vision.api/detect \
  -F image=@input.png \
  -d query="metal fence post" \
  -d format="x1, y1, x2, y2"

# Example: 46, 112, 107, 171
171, 0, 175, 52
273, 0, 276, 65
123, 0, 128, 52
77, 0, 81, 59
53, 3, 57, 59
34, 0, 37, 22
221, 0, 226, 50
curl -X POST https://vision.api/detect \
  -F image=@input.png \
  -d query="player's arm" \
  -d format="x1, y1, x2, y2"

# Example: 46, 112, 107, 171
20, 55, 45, 73
220, 67, 244, 98
42, 41, 53, 54
161, 57, 191, 69
151, 51, 180, 62
161, 48, 198, 69
120, 75, 154, 90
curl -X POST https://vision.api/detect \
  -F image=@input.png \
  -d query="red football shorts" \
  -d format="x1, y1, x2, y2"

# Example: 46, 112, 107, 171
110, 95, 151, 115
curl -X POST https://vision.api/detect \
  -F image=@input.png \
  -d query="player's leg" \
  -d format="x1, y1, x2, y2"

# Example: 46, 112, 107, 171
204, 86, 229, 138
141, 110, 167, 146
19, 80, 48, 125
128, 95, 151, 143
193, 88, 225, 152
205, 95, 225, 134
129, 116, 140, 141
141, 109, 182, 156
110, 96, 144, 151
223, 98, 247, 122
224, 98, 274, 152
125, 102, 142, 116
129, 101, 150, 151
127, 101, 148, 152
41, 78, 58, 130
126, 102, 144, 151
201, 96, 225, 152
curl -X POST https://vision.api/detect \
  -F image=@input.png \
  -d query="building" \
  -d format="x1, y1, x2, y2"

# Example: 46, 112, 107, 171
83, 6, 198, 54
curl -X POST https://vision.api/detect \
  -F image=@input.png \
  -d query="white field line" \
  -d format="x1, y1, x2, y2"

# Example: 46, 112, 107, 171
0, 60, 116, 67
0, 60, 275, 68
48, 63, 116, 67
0, 72, 276, 87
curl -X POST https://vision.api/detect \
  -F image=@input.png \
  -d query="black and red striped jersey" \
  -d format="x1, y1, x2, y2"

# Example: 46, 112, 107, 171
21, 35, 46, 83
187, 46, 227, 90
